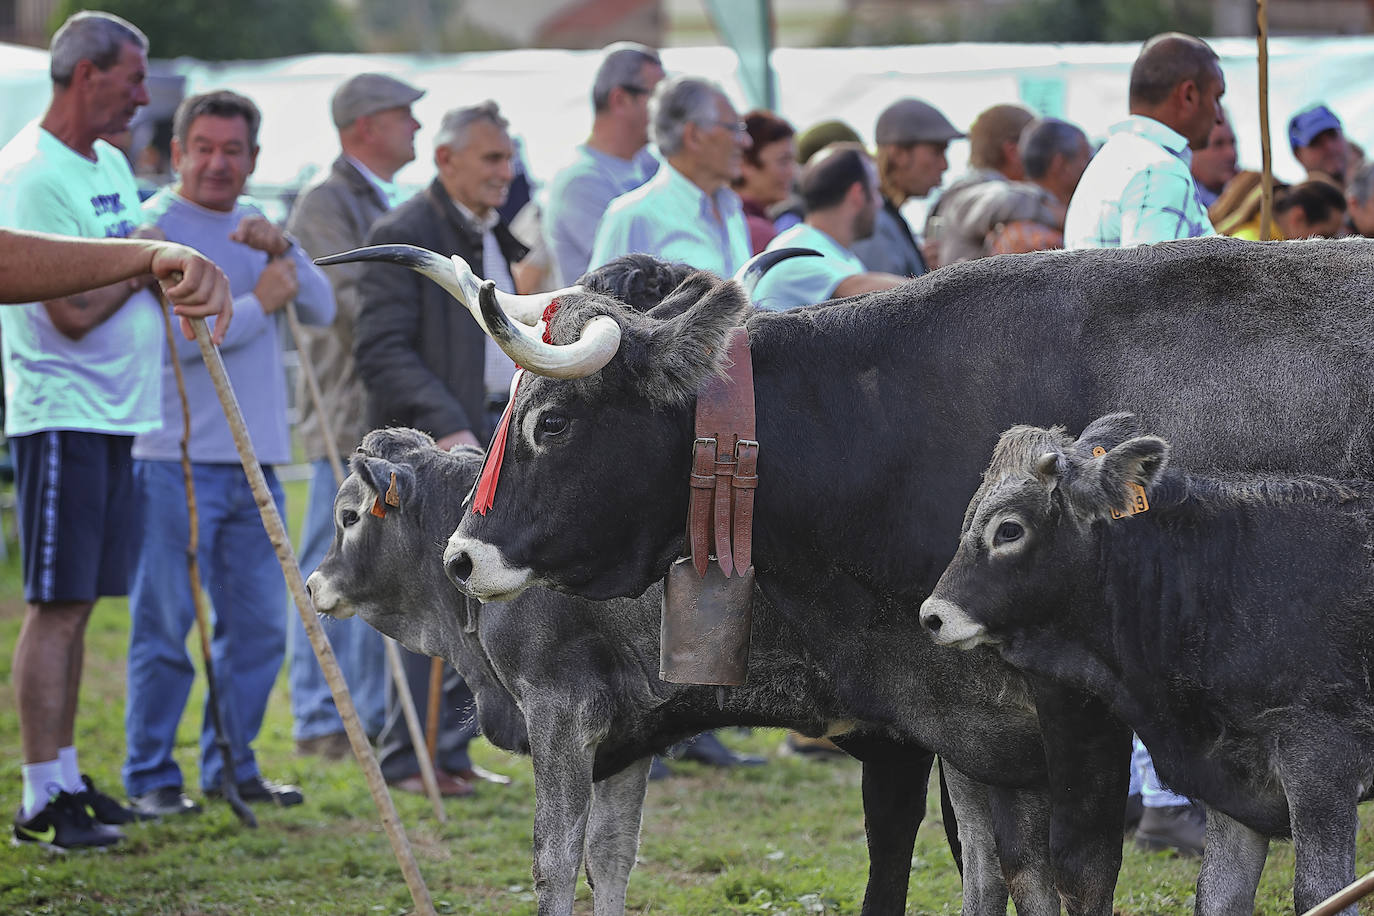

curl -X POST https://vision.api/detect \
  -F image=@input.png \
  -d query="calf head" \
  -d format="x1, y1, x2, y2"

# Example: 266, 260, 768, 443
306, 428, 486, 656
919, 412, 1170, 649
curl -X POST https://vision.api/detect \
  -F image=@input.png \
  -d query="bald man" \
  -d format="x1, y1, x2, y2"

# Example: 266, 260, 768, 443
1065, 32, 1224, 249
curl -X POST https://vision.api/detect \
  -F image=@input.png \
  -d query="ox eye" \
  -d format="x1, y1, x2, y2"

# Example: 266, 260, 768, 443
539, 413, 569, 437
994, 520, 1024, 546
340, 509, 360, 528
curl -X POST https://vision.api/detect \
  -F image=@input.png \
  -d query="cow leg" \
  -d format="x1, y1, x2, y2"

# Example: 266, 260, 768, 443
986, 784, 1059, 916
1025, 676, 1132, 916
833, 735, 933, 916
528, 717, 596, 916
939, 762, 1011, 916
583, 756, 652, 916
1286, 780, 1359, 914
1194, 807, 1268, 916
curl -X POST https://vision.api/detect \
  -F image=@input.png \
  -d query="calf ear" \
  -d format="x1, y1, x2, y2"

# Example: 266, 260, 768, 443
1074, 436, 1171, 517
353, 456, 416, 510
1072, 411, 1144, 457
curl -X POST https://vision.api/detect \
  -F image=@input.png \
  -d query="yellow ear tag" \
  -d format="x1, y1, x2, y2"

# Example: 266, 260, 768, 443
1092, 446, 1149, 519
370, 496, 387, 519
385, 471, 401, 507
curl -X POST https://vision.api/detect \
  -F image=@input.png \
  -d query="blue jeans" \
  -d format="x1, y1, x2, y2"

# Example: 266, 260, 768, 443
288, 459, 386, 741
123, 460, 288, 796
1132, 734, 1189, 808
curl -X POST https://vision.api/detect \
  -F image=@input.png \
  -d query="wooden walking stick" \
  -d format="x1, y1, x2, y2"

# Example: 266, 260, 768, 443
286, 302, 446, 822
1301, 870, 1374, 916
1257, 0, 1275, 240
157, 299, 256, 829
425, 656, 443, 772
188, 315, 435, 916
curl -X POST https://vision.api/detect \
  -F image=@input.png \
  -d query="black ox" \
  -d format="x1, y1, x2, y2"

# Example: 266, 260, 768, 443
921, 412, 1374, 915
323, 236, 1374, 914
305, 427, 1061, 916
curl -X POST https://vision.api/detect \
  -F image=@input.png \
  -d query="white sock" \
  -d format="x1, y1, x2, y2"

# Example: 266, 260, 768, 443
21, 760, 65, 821
58, 746, 83, 793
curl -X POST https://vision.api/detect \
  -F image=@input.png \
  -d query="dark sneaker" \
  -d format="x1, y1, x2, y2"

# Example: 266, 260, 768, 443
206, 776, 304, 807
1133, 801, 1205, 857
77, 774, 155, 824
668, 731, 767, 767
12, 792, 124, 852
295, 732, 351, 761
128, 786, 202, 819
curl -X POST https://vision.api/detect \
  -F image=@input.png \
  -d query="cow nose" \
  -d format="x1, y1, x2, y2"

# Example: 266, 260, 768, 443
920, 606, 943, 635
445, 550, 474, 587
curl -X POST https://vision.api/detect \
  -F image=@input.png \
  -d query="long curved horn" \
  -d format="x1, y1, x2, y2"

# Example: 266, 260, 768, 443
478, 281, 621, 379
733, 247, 822, 298
314, 244, 584, 328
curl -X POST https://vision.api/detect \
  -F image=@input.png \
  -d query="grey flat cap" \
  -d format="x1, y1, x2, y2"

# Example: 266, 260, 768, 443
331, 73, 425, 128
875, 98, 965, 145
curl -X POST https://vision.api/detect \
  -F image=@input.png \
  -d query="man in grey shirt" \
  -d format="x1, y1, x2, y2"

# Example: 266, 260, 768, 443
544, 42, 663, 285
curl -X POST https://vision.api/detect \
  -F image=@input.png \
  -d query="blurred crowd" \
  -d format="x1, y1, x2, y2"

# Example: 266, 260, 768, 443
2, 8, 1366, 858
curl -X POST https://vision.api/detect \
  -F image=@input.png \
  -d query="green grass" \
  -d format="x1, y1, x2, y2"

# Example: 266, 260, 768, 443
0, 479, 1372, 914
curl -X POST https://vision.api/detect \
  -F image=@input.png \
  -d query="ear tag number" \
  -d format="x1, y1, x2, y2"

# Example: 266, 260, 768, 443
1092, 446, 1150, 519
385, 471, 401, 507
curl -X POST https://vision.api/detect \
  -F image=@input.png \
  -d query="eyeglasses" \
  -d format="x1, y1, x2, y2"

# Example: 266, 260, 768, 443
706, 120, 749, 136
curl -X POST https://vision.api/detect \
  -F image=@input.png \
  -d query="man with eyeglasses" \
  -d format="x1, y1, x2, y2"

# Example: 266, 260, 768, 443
589, 75, 752, 278
544, 42, 663, 286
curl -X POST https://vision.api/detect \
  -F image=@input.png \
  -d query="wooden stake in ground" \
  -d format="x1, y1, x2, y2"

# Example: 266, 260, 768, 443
1257, 0, 1274, 240
188, 316, 435, 916
157, 301, 256, 829
285, 302, 447, 823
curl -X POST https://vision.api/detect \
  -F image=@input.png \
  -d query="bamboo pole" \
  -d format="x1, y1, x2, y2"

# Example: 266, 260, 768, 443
188, 317, 435, 916
157, 301, 256, 829
285, 302, 447, 822
1257, 0, 1274, 240
1300, 870, 1374, 916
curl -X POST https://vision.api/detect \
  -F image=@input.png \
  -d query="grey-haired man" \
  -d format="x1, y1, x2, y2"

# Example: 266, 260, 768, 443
354, 101, 527, 796
285, 72, 424, 762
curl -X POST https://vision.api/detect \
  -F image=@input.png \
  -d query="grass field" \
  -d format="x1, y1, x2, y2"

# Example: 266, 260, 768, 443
0, 479, 1371, 914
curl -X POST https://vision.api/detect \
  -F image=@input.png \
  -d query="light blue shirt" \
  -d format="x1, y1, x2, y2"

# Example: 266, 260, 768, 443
544, 144, 656, 285
132, 189, 335, 465
1064, 115, 1215, 249
751, 223, 867, 311
589, 160, 751, 277
0, 123, 161, 437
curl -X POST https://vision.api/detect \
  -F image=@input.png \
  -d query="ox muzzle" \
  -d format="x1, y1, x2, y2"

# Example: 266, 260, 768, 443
443, 531, 533, 603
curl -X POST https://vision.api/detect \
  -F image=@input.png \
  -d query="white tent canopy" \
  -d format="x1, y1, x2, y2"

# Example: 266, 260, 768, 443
3, 37, 1370, 201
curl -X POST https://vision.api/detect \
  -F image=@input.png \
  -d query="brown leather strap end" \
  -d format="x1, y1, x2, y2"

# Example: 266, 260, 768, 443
713, 450, 735, 577
732, 439, 758, 572
689, 437, 716, 577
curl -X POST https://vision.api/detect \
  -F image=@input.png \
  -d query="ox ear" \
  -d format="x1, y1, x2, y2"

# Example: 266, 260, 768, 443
1072, 436, 1171, 518
352, 455, 417, 512
642, 275, 752, 402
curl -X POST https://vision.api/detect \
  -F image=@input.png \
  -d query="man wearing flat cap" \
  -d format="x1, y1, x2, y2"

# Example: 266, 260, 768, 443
851, 97, 963, 278
284, 72, 423, 761
1288, 103, 1350, 187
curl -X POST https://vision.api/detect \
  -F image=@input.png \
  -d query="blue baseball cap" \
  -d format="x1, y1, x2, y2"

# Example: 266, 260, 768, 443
1288, 104, 1342, 151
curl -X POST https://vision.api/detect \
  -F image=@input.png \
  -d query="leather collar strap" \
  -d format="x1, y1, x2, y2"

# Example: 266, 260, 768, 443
688, 326, 757, 578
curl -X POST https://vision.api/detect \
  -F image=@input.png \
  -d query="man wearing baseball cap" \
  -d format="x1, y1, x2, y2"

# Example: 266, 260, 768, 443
1288, 103, 1350, 186
283, 72, 424, 762
851, 97, 963, 278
